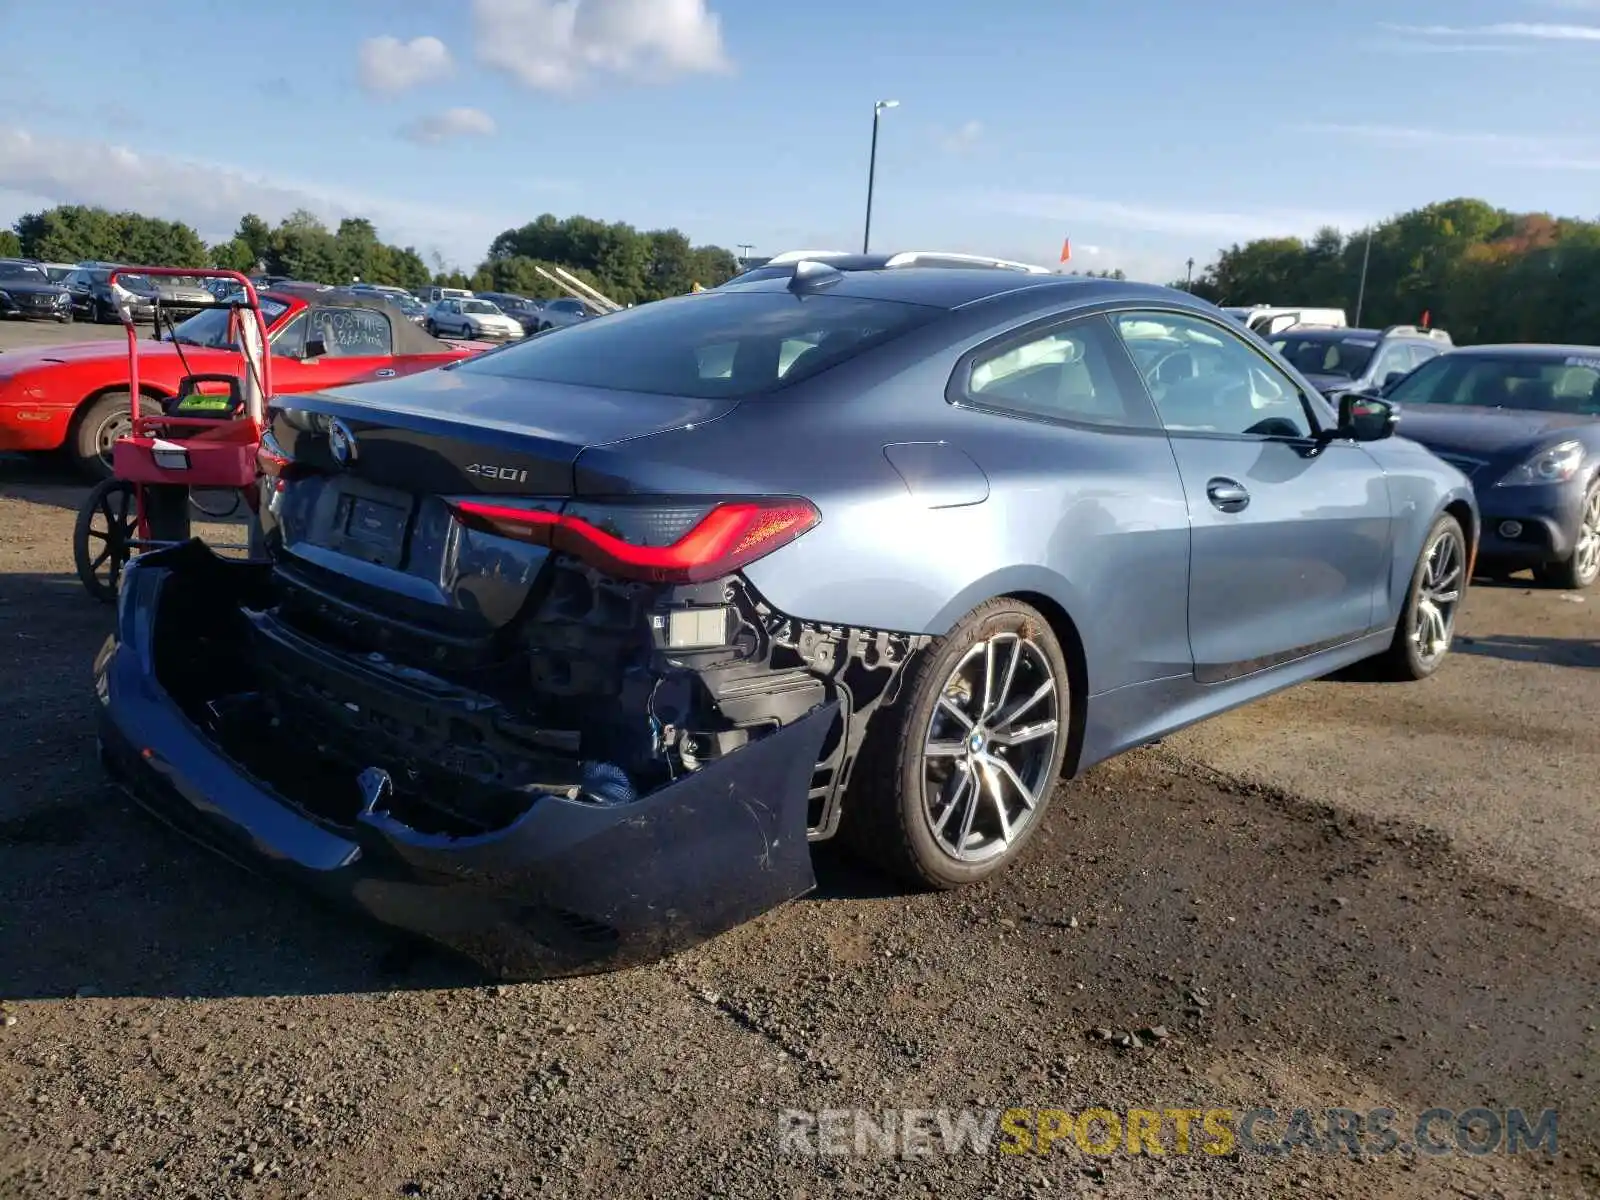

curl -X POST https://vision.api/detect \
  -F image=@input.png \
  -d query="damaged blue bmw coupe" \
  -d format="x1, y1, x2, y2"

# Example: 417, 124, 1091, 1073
94, 265, 1477, 978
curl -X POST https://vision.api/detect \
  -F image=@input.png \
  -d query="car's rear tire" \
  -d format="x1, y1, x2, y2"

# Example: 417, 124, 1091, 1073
69, 392, 134, 481
1372, 513, 1467, 681
839, 598, 1071, 890
1532, 481, 1600, 591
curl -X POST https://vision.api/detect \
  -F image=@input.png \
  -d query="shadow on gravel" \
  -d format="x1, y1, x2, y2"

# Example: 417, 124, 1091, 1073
1455, 634, 1600, 669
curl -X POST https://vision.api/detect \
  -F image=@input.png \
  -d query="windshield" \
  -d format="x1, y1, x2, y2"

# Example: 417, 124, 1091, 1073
461, 300, 501, 314
108, 273, 157, 294
167, 297, 292, 348
1387, 353, 1600, 415
487, 296, 530, 311
454, 290, 941, 399
0, 262, 48, 282
1269, 335, 1377, 380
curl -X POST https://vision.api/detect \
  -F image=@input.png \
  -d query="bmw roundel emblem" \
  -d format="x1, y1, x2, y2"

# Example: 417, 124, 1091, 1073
328, 418, 357, 467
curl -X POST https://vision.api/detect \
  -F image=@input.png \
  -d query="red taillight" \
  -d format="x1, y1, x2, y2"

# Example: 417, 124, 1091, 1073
449, 498, 820, 583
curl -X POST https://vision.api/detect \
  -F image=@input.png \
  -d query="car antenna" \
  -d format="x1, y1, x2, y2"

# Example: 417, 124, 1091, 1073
787, 259, 845, 295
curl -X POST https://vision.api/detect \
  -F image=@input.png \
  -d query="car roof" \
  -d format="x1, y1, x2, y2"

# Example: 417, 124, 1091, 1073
1274, 327, 1383, 340
717, 267, 1181, 310
1448, 343, 1600, 359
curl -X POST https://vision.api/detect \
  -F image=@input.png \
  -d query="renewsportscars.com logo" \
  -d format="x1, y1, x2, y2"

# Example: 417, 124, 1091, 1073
776, 1106, 1559, 1159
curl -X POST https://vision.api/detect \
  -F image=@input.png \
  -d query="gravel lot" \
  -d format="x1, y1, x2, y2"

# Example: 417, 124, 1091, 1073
2, 318, 1597, 1199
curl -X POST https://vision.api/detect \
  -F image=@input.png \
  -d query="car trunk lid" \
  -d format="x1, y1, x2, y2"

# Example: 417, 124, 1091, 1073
261, 370, 738, 642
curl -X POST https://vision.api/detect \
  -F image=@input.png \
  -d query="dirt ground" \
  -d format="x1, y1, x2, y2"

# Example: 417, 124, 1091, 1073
1, 318, 1597, 1199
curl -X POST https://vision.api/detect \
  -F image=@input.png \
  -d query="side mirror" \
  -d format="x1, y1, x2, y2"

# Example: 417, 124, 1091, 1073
1381, 369, 1408, 390
1338, 392, 1399, 442
303, 337, 327, 360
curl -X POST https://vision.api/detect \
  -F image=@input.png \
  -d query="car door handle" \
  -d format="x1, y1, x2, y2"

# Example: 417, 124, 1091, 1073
1206, 478, 1250, 512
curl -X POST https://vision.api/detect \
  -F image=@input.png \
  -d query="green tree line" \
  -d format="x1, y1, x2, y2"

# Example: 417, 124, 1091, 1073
6, 205, 741, 302
1179, 197, 1600, 345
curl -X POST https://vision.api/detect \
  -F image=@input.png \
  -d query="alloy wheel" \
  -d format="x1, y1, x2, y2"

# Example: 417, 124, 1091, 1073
1411, 527, 1464, 666
1575, 486, 1600, 585
921, 633, 1061, 864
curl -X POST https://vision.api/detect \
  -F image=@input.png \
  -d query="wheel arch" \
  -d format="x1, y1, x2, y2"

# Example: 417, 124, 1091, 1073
1442, 496, 1477, 575
1002, 590, 1090, 779
71, 381, 173, 430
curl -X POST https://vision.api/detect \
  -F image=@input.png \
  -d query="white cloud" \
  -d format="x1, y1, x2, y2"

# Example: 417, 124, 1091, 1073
358, 35, 455, 94
1370, 40, 1535, 54
1300, 122, 1600, 170
0, 124, 529, 266
937, 120, 983, 154
401, 107, 498, 144
472, 0, 729, 92
1382, 20, 1600, 41
985, 192, 1370, 243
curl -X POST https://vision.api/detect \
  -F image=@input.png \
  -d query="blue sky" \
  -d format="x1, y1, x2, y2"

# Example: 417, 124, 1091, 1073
3, 0, 1599, 282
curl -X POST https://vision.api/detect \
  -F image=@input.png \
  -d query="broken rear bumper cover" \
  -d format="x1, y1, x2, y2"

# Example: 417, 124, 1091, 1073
93, 544, 835, 979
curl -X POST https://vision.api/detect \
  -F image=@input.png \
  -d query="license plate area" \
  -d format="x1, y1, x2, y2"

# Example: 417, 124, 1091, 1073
322, 480, 414, 569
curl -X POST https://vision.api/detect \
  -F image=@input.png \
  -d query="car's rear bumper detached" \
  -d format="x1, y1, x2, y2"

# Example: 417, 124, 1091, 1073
94, 543, 835, 980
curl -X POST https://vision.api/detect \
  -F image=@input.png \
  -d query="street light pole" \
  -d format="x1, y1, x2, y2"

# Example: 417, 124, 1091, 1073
863, 99, 898, 254
737, 243, 754, 266
1354, 227, 1373, 326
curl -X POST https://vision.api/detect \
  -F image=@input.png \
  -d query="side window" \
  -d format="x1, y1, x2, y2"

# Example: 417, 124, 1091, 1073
270, 313, 307, 358
1372, 343, 1412, 384
957, 314, 1153, 427
307, 307, 392, 357
1406, 344, 1437, 371
1112, 310, 1316, 439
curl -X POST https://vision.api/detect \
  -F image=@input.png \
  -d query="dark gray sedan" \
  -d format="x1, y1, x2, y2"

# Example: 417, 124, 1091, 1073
0, 259, 72, 322
94, 267, 1476, 977
1381, 344, 1600, 589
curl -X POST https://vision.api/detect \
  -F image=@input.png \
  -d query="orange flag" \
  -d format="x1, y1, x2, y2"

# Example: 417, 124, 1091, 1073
1059, 237, 1072, 264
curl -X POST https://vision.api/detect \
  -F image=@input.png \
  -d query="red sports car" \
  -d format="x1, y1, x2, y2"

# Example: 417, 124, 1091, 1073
0, 286, 484, 478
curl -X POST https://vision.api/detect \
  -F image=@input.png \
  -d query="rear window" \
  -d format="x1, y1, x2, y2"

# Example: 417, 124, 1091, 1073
1269, 334, 1376, 380
455, 291, 941, 399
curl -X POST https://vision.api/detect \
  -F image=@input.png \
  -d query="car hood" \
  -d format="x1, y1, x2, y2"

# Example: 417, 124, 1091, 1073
1399, 403, 1598, 458
0, 278, 67, 297
154, 286, 213, 302
0, 337, 223, 375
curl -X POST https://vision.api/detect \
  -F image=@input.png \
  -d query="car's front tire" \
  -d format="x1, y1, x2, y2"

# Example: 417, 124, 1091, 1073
841, 598, 1071, 889
1372, 513, 1467, 681
1532, 480, 1600, 591
70, 391, 134, 481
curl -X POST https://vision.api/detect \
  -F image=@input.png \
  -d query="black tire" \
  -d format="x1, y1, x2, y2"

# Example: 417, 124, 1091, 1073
1371, 514, 1467, 681
74, 478, 138, 604
93, 297, 116, 324
1531, 480, 1600, 592
839, 598, 1072, 889
424, 320, 437, 336
69, 392, 133, 481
